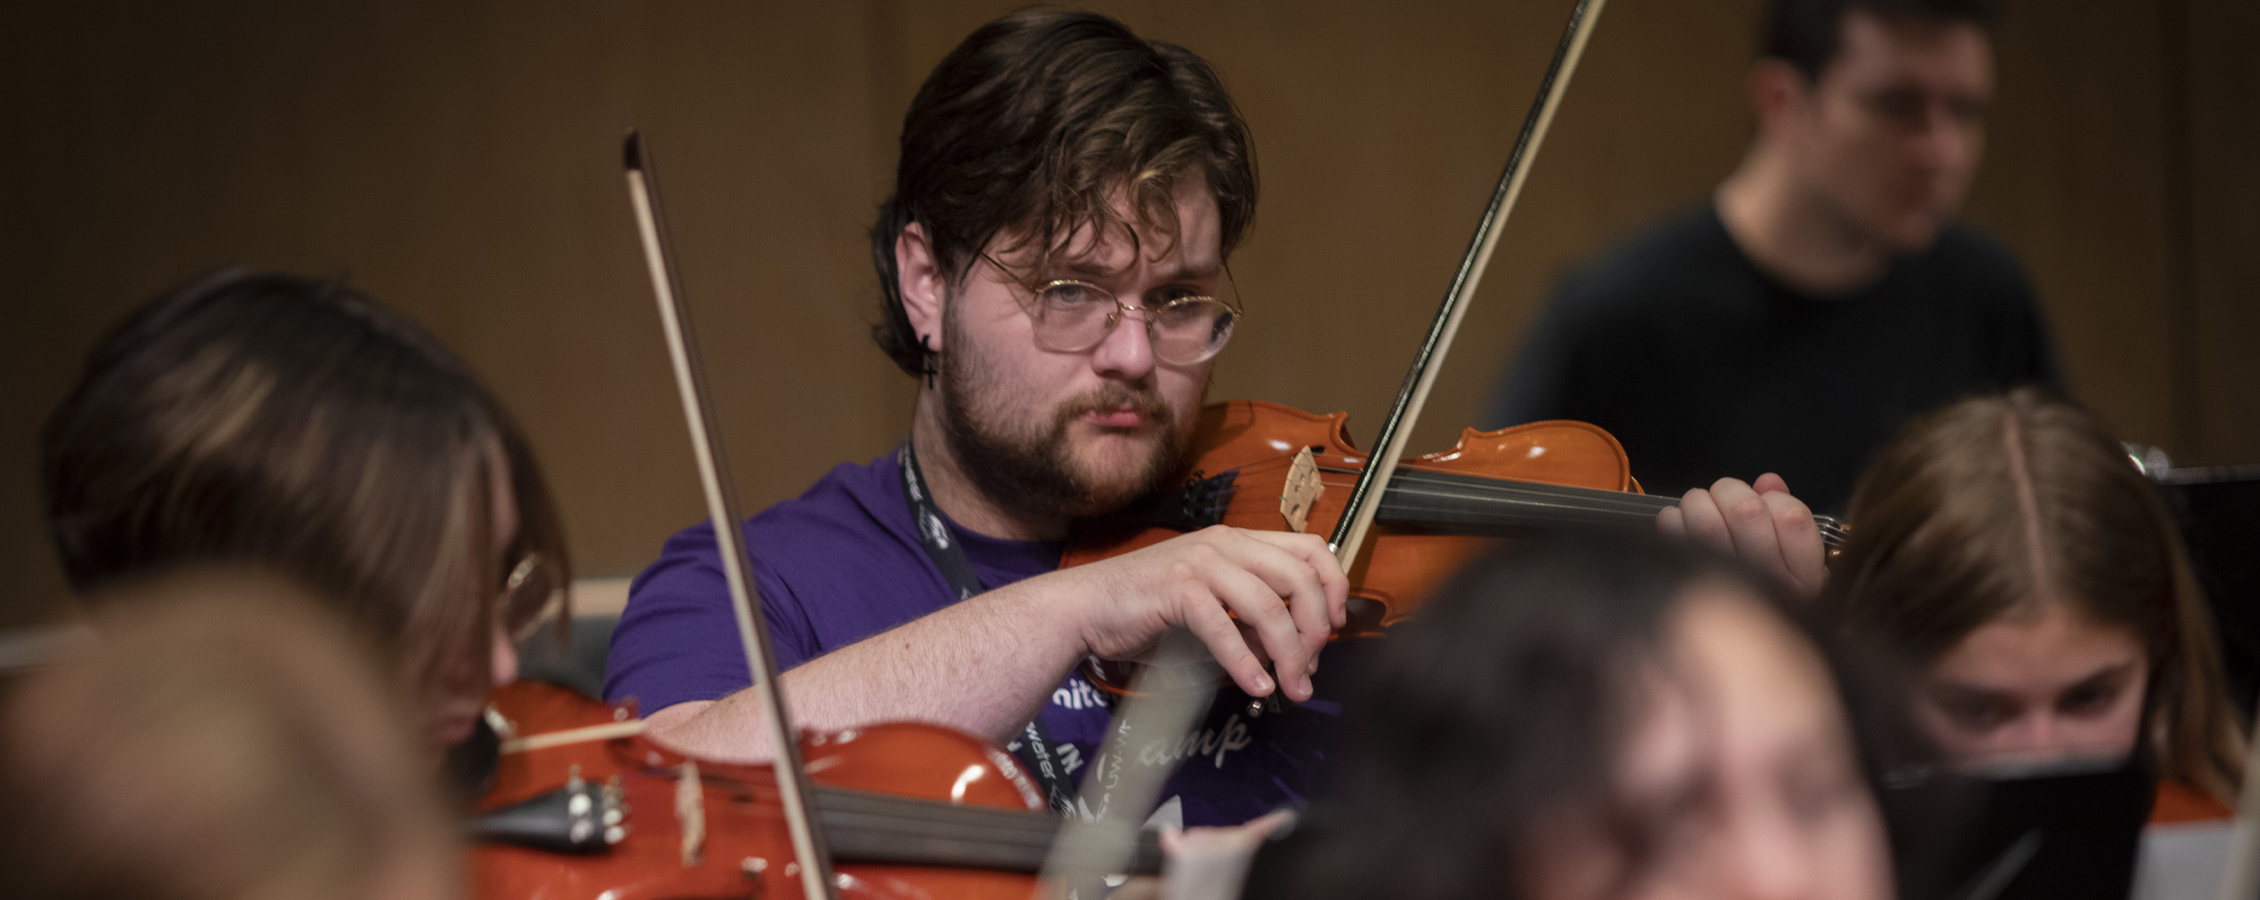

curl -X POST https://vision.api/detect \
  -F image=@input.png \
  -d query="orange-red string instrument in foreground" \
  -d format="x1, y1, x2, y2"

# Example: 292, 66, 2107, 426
473, 680, 1077, 900
1065, 0, 1842, 689
465, 134, 1160, 900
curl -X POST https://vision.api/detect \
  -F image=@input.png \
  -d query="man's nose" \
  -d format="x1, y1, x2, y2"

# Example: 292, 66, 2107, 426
1089, 308, 1156, 380
1993, 712, 2065, 757
1912, 103, 1975, 173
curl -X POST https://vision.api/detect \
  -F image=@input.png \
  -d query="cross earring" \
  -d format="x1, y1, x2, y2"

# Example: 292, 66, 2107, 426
920, 334, 937, 389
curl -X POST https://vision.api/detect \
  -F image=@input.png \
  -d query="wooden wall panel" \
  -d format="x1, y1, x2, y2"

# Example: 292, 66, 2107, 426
2186, 0, 2260, 466
3, 1, 2251, 630
0, 1, 897, 627
1963, 0, 2176, 447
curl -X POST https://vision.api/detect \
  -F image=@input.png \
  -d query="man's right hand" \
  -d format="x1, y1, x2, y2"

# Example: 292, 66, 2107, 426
642, 526, 1348, 761
1044, 525, 1348, 702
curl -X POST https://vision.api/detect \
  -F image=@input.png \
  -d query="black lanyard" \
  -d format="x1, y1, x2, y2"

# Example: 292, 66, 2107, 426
899, 443, 1081, 817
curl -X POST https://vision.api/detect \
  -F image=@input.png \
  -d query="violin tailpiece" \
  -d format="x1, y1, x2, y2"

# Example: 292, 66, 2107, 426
463, 766, 626, 855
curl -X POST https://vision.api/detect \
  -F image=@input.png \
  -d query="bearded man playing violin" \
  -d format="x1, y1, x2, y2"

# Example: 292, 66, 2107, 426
607, 9, 1829, 828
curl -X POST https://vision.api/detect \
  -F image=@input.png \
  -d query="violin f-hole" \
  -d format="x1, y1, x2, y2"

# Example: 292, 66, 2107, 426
1342, 597, 1389, 637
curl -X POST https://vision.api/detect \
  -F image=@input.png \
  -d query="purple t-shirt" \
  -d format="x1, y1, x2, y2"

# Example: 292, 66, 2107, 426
606, 448, 1344, 827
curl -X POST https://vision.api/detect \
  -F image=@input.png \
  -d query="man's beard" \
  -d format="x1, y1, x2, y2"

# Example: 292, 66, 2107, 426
936, 315, 1195, 522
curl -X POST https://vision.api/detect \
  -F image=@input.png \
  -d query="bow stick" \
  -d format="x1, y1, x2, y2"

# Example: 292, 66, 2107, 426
624, 130, 840, 900
1330, 0, 1609, 565
1045, 0, 1613, 893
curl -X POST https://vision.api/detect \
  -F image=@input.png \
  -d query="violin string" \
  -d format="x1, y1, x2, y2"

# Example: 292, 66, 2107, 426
1309, 478, 1661, 520
1392, 475, 1674, 517
1374, 467, 1853, 542
1378, 472, 1850, 545
659, 772, 1139, 863
819, 786, 1162, 873
664, 774, 1085, 867
659, 769, 1050, 835
1310, 465, 1672, 519
1291, 465, 1848, 545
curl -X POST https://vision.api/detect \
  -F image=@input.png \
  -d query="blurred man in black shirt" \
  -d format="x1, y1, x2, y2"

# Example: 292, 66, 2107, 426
1489, 0, 2061, 514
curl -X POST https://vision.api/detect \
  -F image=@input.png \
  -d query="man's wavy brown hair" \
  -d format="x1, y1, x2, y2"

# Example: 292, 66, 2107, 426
869, 9, 1257, 377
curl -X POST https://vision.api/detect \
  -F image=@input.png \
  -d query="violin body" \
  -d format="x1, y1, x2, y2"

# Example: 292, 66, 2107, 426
1064, 399, 1641, 637
473, 681, 1049, 900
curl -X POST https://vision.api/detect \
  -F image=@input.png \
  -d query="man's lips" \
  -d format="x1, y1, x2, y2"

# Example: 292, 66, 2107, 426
1082, 408, 1152, 428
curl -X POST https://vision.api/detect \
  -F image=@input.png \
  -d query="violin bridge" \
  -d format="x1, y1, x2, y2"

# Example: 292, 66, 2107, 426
676, 760, 706, 867
1280, 446, 1324, 533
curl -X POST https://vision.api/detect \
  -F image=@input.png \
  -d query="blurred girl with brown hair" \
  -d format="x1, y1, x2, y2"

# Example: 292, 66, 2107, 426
1246, 538, 1898, 900
40, 269, 573, 751
1821, 387, 2244, 814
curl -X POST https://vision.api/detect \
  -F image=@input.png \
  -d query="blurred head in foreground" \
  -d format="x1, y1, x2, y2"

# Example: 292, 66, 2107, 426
1253, 539, 1893, 900
0, 572, 458, 900
41, 269, 571, 746
1822, 388, 2245, 801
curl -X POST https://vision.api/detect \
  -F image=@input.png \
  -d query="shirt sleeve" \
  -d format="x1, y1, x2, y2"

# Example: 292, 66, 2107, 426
602, 522, 822, 714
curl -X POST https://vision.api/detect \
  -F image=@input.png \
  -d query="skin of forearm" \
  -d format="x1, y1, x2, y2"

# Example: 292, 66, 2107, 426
641, 576, 1088, 762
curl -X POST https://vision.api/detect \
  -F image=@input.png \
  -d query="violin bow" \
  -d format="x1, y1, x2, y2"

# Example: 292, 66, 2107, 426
1329, 0, 1609, 566
1037, 629, 1216, 897
624, 131, 840, 900
1045, 2, 1611, 891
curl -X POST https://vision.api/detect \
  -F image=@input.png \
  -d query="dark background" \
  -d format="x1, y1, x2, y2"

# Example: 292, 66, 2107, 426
5, 0, 2254, 628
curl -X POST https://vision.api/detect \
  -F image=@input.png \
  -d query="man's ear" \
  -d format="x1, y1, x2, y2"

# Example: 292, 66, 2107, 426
896, 222, 945, 352
1747, 58, 1810, 144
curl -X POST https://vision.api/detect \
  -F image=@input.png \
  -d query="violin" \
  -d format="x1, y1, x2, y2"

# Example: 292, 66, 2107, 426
468, 680, 1159, 900
1074, 401, 1634, 636
1068, 400, 1849, 641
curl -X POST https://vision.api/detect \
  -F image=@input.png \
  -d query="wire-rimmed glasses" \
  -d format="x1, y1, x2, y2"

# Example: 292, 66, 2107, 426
986, 254, 1243, 366
501, 551, 565, 645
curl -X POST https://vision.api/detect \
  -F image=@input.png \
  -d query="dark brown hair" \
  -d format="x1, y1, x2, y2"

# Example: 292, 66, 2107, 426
1822, 388, 2244, 801
869, 9, 1257, 376
40, 269, 570, 708
1761, 0, 1999, 80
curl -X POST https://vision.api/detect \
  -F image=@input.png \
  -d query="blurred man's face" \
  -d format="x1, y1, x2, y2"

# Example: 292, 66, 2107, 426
1790, 11, 1992, 252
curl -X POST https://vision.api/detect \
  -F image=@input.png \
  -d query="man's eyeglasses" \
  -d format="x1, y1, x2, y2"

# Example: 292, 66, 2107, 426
501, 552, 564, 645
985, 253, 1243, 366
